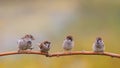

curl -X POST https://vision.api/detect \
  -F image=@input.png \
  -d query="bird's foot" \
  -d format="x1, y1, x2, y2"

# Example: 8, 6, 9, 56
18, 50, 27, 54
40, 51, 49, 57
94, 51, 104, 54
45, 52, 50, 57
25, 49, 32, 54
18, 50, 22, 53
63, 50, 72, 54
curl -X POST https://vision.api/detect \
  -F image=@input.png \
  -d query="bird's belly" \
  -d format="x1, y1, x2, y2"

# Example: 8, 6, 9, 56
63, 44, 73, 50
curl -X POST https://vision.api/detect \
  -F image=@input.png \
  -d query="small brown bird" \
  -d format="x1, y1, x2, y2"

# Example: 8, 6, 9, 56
62, 35, 74, 51
39, 41, 51, 53
92, 37, 105, 52
17, 34, 35, 53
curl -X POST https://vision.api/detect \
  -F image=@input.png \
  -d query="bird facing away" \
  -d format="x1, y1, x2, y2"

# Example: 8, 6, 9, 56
93, 37, 105, 52
62, 35, 74, 51
39, 41, 51, 53
17, 34, 35, 53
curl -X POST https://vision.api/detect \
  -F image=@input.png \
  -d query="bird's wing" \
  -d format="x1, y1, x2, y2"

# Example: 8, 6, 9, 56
17, 39, 24, 45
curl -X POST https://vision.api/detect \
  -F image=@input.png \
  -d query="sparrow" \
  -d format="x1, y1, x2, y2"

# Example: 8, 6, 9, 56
39, 41, 51, 53
92, 37, 105, 52
17, 34, 35, 53
62, 35, 74, 51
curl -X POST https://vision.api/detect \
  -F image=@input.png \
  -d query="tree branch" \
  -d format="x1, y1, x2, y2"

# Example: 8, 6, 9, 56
0, 51, 120, 58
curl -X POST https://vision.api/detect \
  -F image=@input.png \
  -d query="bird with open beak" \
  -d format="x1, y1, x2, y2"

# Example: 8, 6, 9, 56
62, 35, 74, 52
17, 34, 35, 53
93, 37, 105, 52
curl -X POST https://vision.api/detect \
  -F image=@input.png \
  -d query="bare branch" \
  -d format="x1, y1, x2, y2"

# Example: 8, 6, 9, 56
0, 51, 120, 58
48, 51, 120, 58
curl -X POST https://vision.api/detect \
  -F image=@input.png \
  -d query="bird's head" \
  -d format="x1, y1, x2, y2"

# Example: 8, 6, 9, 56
22, 34, 35, 40
43, 41, 51, 45
96, 37, 102, 42
66, 35, 73, 41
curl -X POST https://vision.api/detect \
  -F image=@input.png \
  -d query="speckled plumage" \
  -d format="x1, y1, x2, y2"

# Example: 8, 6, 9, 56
17, 34, 34, 52
39, 41, 51, 53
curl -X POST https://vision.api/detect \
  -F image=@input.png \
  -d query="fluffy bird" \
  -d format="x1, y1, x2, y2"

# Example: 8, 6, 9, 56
62, 35, 74, 51
93, 37, 105, 52
39, 41, 51, 53
17, 34, 35, 53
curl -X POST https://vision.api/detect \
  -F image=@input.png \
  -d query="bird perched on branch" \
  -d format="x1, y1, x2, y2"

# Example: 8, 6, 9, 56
93, 37, 105, 52
39, 41, 51, 53
62, 35, 74, 52
17, 34, 35, 53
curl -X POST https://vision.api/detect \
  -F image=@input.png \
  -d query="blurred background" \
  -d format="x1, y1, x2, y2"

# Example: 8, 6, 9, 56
0, 0, 120, 68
